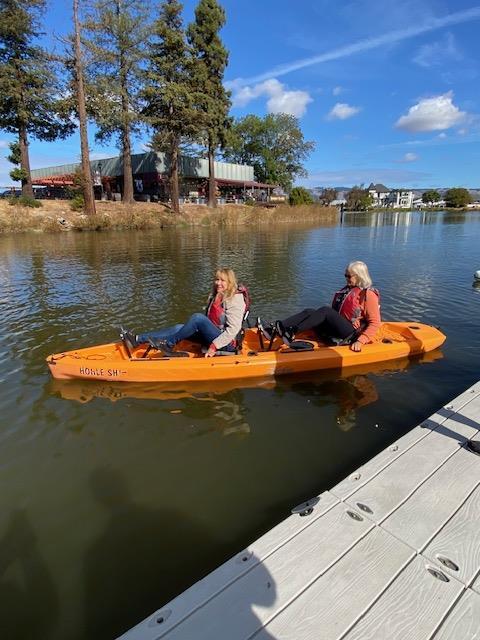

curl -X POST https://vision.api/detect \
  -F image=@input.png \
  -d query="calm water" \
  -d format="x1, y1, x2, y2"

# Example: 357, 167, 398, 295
1, 210, 479, 639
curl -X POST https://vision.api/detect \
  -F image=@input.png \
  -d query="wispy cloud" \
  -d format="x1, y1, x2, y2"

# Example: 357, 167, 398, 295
395, 92, 467, 132
332, 86, 343, 96
298, 167, 431, 188
232, 78, 313, 117
229, 6, 480, 87
412, 32, 462, 68
326, 103, 360, 120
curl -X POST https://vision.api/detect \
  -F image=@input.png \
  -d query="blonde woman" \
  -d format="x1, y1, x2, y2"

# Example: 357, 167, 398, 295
122, 269, 246, 358
263, 261, 381, 352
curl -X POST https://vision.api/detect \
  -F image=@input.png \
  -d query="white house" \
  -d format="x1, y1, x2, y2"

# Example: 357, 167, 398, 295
367, 183, 414, 209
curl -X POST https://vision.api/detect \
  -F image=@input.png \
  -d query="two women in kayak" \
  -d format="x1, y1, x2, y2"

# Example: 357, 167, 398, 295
121, 260, 381, 356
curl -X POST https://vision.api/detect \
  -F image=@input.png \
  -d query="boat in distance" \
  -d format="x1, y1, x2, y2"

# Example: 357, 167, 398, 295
46, 322, 446, 384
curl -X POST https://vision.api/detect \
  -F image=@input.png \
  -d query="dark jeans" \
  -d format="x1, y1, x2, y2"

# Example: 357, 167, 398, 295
281, 306, 354, 340
139, 313, 235, 351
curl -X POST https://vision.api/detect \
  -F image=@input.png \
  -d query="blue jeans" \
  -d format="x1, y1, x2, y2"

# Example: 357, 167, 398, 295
139, 314, 235, 351
137, 324, 184, 343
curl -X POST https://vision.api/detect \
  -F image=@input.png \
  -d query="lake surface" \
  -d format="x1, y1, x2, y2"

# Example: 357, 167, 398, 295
1, 209, 479, 639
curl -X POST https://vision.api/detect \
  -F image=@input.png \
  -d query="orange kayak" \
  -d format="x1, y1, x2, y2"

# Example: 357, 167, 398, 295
46, 322, 445, 383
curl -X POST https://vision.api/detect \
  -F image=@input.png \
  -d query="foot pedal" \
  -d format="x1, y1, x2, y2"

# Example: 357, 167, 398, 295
285, 340, 315, 351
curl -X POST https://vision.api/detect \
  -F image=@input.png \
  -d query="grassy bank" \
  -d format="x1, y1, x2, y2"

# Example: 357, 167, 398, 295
0, 200, 338, 234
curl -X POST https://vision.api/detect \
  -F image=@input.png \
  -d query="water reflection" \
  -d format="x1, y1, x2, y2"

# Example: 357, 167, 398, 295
0, 510, 59, 640
84, 467, 224, 639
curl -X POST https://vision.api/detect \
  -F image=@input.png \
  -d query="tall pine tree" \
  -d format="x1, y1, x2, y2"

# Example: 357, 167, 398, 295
83, 0, 150, 204
144, 0, 199, 213
0, 0, 73, 197
73, 0, 96, 215
187, 0, 230, 208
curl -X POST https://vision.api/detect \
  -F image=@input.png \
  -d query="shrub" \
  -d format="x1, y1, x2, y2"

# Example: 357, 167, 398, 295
289, 187, 314, 205
70, 193, 85, 211
9, 195, 42, 208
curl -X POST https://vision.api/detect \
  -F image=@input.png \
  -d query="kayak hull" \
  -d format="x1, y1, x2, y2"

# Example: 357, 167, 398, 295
46, 322, 446, 383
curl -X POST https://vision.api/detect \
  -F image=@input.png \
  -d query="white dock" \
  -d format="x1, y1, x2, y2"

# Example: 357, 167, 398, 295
120, 381, 480, 640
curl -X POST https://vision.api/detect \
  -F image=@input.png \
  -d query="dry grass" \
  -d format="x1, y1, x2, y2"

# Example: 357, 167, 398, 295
0, 199, 339, 234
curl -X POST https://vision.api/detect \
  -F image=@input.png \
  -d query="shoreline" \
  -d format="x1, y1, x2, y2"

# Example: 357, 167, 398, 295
0, 201, 339, 234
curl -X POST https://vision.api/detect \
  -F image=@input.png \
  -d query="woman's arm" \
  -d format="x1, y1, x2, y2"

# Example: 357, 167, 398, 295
211, 293, 246, 350
351, 289, 381, 350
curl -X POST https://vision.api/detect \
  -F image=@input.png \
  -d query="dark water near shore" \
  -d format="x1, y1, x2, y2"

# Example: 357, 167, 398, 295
0, 209, 479, 639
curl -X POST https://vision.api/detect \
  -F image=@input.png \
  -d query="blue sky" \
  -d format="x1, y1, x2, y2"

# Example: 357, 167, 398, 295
1, 0, 479, 189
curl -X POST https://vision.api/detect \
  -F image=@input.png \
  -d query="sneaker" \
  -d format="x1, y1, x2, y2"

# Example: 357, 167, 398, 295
256, 317, 274, 341
149, 337, 175, 355
120, 326, 139, 348
275, 321, 295, 345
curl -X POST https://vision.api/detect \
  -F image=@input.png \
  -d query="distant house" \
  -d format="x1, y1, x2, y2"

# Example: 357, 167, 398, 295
368, 183, 390, 207
367, 183, 414, 209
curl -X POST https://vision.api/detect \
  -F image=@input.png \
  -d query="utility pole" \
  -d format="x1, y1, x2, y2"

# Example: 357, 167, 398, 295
73, 0, 96, 215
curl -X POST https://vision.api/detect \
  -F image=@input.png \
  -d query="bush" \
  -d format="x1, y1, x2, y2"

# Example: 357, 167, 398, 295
9, 195, 42, 208
70, 193, 85, 211
289, 187, 314, 205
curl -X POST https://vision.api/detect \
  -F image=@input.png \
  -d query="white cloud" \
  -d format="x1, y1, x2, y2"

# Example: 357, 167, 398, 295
412, 32, 462, 68
438, 132, 447, 138
333, 86, 343, 96
397, 152, 419, 162
0, 140, 10, 149
232, 78, 312, 118
228, 6, 480, 87
327, 103, 360, 120
395, 92, 466, 132
457, 128, 467, 136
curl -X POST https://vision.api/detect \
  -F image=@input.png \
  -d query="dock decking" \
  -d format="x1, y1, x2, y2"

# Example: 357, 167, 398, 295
120, 381, 480, 640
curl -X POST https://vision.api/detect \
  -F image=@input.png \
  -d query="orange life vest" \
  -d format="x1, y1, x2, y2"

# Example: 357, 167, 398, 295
331, 286, 380, 324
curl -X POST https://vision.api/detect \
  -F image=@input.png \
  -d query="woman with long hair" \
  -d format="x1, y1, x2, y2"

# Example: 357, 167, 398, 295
121, 268, 246, 358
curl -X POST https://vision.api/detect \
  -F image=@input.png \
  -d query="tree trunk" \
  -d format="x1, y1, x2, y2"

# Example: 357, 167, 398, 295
18, 125, 33, 198
73, 0, 96, 216
170, 140, 180, 214
122, 126, 134, 204
208, 143, 217, 208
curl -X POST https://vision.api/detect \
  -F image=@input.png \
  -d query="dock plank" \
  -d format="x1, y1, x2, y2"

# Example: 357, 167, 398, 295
342, 555, 464, 640
344, 432, 465, 524
431, 589, 480, 640
119, 492, 339, 639
382, 446, 480, 552
139, 504, 373, 640
253, 527, 414, 640
421, 483, 480, 587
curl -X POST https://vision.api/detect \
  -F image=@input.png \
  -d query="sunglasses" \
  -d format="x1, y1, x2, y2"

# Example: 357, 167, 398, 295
344, 272, 353, 278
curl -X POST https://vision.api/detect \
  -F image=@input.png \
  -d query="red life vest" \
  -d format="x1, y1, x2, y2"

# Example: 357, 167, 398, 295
205, 284, 251, 331
332, 286, 380, 324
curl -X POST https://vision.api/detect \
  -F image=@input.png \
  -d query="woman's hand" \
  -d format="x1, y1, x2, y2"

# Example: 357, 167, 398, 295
350, 340, 362, 352
205, 345, 217, 358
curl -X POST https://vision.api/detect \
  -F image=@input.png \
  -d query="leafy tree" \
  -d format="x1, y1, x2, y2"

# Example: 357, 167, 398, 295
83, 0, 151, 204
187, 0, 230, 208
144, 0, 199, 213
422, 189, 441, 205
0, 0, 74, 197
289, 186, 313, 206
223, 113, 315, 192
346, 185, 372, 211
319, 187, 337, 206
7, 141, 26, 182
445, 187, 472, 208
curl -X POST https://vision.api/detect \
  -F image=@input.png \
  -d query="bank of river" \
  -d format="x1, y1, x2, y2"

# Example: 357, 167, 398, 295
0, 200, 338, 234
0, 210, 479, 639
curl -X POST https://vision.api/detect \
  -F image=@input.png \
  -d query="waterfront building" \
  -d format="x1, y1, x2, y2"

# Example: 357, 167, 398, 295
30, 151, 275, 203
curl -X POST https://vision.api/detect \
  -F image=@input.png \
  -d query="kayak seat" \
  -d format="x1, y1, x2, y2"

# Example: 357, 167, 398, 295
285, 340, 315, 351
